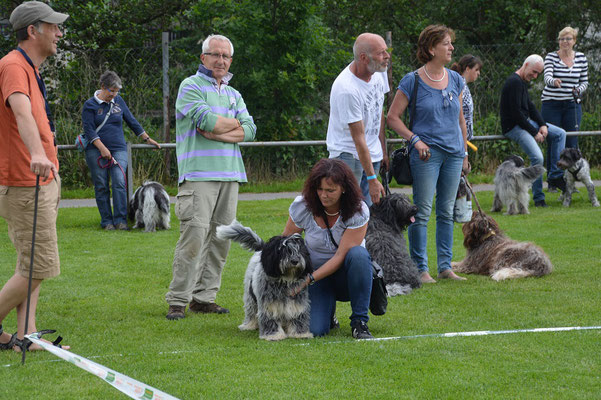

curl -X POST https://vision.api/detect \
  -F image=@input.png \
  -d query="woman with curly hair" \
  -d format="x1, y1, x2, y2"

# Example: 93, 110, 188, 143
285, 158, 374, 339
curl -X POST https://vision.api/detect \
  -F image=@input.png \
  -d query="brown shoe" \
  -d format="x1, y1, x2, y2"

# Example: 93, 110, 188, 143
116, 222, 129, 231
437, 269, 467, 281
166, 305, 186, 320
420, 272, 437, 283
103, 224, 115, 231
189, 300, 229, 314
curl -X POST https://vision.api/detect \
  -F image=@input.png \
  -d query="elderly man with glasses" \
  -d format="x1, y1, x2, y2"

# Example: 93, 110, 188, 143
499, 54, 567, 208
165, 34, 257, 320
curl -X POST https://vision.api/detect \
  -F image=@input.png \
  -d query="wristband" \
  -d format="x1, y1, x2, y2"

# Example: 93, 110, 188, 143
366, 175, 377, 180
410, 135, 420, 146
308, 273, 315, 285
464, 151, 468, 156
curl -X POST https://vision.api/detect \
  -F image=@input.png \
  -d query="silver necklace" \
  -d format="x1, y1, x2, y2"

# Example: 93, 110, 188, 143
423, 65, 446, 82
324, 209, 340, 216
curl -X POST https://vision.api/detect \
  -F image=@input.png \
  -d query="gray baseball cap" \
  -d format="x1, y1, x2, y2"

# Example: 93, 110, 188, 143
9, 1, 69, 31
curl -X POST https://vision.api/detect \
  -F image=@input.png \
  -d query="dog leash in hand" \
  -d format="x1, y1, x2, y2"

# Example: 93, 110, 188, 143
97, 156, 127, 190
379, 165, 391, 196
462, 174, 483, 215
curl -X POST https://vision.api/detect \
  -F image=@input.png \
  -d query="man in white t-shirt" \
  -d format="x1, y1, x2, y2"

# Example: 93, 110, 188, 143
327, 33, 390, 206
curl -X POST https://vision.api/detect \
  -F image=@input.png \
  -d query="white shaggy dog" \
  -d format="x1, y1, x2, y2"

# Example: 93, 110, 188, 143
216, 221, 313, 341
128, 181, 171, 232
557, 148, 600, 207
491, 155, 545, 215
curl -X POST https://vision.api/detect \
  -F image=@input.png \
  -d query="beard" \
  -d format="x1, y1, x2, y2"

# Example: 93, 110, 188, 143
367, 56, 388, 73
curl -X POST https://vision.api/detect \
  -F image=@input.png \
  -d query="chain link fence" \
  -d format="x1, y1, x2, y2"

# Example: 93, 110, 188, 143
2, 36, 600, 187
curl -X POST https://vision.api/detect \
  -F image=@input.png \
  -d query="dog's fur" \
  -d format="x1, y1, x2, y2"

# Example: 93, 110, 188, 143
128, 181, 171, 232
452, 212, 552, 281
491, 155, 546, 215
365, 193, 421, 296
557, 148, 600, 207
216, 221, 313, 341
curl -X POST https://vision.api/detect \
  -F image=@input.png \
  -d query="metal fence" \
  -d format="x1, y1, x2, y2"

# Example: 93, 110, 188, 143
57, 130, 601, 202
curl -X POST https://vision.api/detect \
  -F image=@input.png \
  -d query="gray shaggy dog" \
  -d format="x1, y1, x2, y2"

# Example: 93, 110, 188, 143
366, 193, 421, 296
491, 155, 545, 215
128, 181, 171, 232
452, 212, 552, 281
216, 221, 313, 341
557, 148, 600, 207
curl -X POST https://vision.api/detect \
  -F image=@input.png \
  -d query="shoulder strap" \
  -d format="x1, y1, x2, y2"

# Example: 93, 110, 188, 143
322, 213, 339, 248
409, 71, 419, 131
95, 103, 114, 133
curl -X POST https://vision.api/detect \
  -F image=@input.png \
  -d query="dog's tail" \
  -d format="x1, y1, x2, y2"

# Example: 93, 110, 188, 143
519, 165, 546, 182
491, 267, 535, 281
154, 189, 170, 215
216, 220, 265, 252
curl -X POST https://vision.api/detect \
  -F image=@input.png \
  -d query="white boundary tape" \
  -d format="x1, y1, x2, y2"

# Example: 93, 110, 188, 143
296, 325, 601, 345
24, 333, 181, 400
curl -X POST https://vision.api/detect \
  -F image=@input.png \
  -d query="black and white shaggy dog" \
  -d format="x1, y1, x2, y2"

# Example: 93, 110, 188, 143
128, 181, 171, 232
557, 148, 600, 207
216, 221, 313, 341
365, 193, 421, 296
491, 155, 546, 215
451, 212, 552, 281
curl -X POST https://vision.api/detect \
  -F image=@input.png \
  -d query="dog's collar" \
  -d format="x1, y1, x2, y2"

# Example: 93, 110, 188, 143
569, 164, 582, 178
481, 230, 496, 241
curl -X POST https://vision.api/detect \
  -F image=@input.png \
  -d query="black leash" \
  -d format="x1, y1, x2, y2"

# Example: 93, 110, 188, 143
461, 174, 483, 215
22, 175, 40, 365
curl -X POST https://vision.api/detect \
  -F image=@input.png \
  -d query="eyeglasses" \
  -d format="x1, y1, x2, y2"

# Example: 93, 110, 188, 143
107, 88, 120, 94
558, 37, 574, 42
203, 52, 232, 61
442, 90, 453, 108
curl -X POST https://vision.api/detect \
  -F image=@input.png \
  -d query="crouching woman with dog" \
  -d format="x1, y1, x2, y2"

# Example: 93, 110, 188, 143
286, 158, 374, 339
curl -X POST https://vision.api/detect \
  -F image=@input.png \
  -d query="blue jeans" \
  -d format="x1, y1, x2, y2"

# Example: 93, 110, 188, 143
542, 100, 581, 176
309, 246, 372, 336
407, 147, 463, 274
335, 152, 381, 207
504, 120, 566, 202
84, 147, 128, 227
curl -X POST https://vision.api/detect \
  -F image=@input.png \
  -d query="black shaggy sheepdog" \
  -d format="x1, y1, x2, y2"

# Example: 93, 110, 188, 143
365, 193, 421, 296
216, 221, 313, 341
128, 181, 171, 232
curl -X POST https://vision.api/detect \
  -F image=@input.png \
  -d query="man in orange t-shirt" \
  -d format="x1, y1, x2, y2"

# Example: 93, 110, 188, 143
0, 1, 69, 352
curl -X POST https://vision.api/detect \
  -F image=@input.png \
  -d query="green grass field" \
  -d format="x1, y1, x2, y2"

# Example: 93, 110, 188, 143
1, 190, 600, 399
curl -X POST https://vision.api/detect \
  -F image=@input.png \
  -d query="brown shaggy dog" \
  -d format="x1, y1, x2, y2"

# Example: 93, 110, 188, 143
451, 212, 552, 281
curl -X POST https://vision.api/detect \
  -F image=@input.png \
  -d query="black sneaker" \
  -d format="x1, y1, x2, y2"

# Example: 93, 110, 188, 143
351, 320, 373, 339
330, 315, 340, 330
534, 200, 548, 208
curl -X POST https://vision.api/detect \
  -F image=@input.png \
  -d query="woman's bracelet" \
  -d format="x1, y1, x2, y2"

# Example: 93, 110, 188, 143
308, 273, 315, 285
366, 174, 377, 181
409, 135, 420, 146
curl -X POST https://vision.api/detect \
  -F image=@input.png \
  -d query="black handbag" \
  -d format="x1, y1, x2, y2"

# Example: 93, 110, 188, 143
388, 71, 419, 186
389, 146, 412, 185
323, 215, 388, 316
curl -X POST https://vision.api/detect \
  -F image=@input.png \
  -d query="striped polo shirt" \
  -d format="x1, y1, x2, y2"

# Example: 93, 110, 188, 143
175, 65, 256, 183
541, 51, 588, 101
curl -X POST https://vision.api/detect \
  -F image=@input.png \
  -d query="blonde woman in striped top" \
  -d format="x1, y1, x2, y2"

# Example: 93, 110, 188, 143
541, 26, 588, 151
